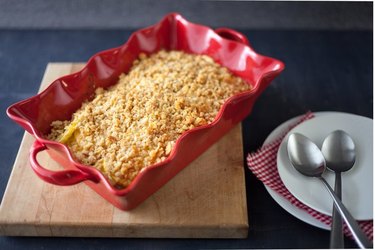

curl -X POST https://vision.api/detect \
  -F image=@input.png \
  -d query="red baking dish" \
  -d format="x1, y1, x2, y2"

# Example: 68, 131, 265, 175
7, 13, 284, 210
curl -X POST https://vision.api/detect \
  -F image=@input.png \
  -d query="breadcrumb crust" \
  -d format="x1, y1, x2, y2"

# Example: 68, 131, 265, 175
48, 50, 251, 187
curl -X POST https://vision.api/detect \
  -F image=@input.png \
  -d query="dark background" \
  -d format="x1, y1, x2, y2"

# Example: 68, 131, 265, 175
0, 0, 372, 30
0, 0, 372, 249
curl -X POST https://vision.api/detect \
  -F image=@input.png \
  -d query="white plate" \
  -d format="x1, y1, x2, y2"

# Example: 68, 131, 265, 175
263, 113, 329, 230
277, 112, 373, 220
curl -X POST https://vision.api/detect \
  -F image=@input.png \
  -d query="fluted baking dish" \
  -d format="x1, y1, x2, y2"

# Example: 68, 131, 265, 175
7, 13, 284, 210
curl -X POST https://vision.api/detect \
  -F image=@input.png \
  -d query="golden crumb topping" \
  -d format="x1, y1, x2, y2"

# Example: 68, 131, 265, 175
48, 50, 251, 188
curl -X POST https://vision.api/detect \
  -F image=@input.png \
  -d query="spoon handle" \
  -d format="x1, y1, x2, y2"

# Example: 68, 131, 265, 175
319, 177, 372, 249
330, 172, 344, 248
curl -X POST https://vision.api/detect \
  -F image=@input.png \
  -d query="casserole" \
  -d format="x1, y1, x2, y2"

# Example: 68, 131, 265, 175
7, 13, 284, 210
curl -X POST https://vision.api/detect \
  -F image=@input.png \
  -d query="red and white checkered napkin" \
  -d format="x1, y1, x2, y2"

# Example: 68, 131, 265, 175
247, 112, 373, 240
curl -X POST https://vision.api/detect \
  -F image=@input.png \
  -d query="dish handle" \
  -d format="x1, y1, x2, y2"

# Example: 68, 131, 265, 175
215, 28, 251, 47
30, 141, 95, 186
215, 28, 284, 97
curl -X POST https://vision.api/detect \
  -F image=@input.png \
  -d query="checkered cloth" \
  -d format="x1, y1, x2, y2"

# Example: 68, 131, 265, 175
247, 112, 373, 240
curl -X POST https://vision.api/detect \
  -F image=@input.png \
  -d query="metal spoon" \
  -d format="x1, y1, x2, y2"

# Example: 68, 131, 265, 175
322, 130, 356, 248
287, 133, 372, 249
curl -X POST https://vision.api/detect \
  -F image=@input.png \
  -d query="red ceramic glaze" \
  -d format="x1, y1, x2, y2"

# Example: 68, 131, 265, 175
7, 13, 284, 210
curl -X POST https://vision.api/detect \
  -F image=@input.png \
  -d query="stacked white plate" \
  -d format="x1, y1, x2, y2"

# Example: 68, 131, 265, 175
264, 112, 373, 229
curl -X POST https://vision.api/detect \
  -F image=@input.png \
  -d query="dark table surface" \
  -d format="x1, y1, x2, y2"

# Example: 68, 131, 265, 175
0, 29, 372, 249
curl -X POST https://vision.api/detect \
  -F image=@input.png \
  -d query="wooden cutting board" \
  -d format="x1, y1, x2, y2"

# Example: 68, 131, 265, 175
0, 63, 248, 238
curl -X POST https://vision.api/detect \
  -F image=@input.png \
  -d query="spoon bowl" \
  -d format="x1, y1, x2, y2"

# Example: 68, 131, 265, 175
322, 130, 356, 172
287, 133, 325, 177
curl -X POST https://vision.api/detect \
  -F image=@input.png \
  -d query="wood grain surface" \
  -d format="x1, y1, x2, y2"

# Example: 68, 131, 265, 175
0, 63, 248, 238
